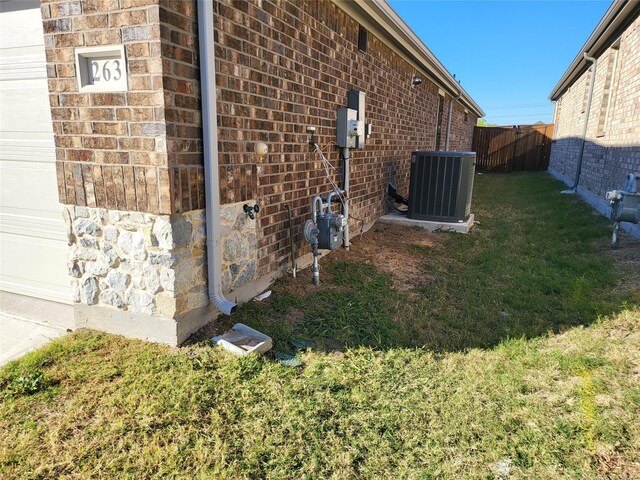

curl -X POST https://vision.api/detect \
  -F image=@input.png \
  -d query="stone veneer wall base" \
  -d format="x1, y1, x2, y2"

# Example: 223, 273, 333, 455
223, 249, 329, 305
66, 207, 386, 345
548, 168, 640, 238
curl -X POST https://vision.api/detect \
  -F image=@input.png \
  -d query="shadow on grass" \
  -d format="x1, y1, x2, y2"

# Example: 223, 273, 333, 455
215, 172, 639, 354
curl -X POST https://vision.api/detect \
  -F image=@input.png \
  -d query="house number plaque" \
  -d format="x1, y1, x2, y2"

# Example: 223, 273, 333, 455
75, 45, 128, 92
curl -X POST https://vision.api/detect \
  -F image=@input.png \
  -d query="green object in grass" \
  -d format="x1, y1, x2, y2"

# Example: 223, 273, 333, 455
3, 370, 46, 398
274, 352, 303, 367
290, 338, 316, 350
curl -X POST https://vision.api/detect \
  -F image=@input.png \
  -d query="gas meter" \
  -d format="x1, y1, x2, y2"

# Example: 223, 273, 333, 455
605, 172, 640, 249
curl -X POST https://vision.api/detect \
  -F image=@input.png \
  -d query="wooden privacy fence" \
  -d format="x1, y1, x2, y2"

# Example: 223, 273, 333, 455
472, 124, 554, 172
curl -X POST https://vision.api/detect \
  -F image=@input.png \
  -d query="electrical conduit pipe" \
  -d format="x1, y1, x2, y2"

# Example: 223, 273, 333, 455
197, 0, 236, 315
310, 195, 323, 285
341, 147, 350, 251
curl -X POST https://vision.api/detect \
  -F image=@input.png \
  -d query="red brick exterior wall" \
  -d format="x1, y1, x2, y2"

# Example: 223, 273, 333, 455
449, 105, 476, 151
43, 0, 168, 214
159, 0, 207, 213
43, 0, 477, 279
42, 0, 208, 215
211, 0, 477, 277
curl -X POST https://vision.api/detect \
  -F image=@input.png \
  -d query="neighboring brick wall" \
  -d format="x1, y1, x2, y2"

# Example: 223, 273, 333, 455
43, 0, 478, 284
550, 12, 640, 197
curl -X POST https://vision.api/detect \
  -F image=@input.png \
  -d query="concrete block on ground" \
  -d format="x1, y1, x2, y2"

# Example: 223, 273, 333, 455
212, 323, 272, 356
379, 212, 475, 234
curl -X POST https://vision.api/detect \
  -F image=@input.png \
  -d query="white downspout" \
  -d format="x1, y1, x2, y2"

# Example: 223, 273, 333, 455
445, 92, 461, 151
197, 0, 236, 315
565, 52, 597, 192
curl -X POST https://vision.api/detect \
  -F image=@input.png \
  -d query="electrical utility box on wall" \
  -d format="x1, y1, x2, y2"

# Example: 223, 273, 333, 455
408, 151, 476, 222
337, 90, 370, 149
348, 90, 365, 148
337, 107, 359, 149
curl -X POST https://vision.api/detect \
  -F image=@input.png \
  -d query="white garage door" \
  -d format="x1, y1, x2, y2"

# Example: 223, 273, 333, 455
0, 0, 70, 304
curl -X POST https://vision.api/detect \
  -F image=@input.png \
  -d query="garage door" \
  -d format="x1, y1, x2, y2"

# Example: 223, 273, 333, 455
0, 0, 70, 304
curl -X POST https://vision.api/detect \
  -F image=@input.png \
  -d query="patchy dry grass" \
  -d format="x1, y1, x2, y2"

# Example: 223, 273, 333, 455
225, 173, 639, 353
1, 173, 639, 479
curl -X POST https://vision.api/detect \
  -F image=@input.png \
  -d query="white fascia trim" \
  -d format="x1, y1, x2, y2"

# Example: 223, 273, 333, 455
549, 0, 637, 101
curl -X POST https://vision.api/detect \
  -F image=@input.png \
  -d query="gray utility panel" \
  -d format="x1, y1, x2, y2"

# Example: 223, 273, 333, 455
408, 151, 476, 222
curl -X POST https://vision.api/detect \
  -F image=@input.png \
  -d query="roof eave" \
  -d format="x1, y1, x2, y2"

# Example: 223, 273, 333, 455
549, 0, 637, 101
332, 0, 485, 117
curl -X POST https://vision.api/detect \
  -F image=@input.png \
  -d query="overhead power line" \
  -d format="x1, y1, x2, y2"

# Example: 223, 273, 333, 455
487, 112, 553, 118
483, 103, 552, 110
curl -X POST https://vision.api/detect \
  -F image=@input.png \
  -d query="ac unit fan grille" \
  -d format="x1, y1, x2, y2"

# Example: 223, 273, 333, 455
408, 151, 475, 222
413, 155, 461, 218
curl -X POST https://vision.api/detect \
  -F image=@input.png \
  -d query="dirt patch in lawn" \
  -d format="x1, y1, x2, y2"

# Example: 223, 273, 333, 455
595, 446, 640, 480
272, 222, 444, 297
329, 222, 443, 292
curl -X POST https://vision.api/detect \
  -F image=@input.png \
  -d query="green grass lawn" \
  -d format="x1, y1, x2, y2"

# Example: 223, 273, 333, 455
1, 173, 639, 479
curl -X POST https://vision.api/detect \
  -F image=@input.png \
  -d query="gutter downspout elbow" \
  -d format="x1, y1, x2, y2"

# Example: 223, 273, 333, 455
567, 52, 597, 191
445, 92, 461, 151
197, 0, 236, 315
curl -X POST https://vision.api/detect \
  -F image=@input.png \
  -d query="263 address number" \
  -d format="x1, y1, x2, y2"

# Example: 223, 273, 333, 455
90, 59, 122, 83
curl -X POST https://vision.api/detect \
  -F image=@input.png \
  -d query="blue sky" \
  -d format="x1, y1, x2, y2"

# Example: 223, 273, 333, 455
387, 0, 611, 125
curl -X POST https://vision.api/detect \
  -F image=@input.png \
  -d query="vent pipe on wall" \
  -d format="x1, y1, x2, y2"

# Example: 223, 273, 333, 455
197, 0, 237, 315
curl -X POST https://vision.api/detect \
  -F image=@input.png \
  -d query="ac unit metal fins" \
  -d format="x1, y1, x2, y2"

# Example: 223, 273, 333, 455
408, 151, 476, 222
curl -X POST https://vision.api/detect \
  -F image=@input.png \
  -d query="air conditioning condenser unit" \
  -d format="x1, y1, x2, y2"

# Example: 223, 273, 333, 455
408, 151, 476, 222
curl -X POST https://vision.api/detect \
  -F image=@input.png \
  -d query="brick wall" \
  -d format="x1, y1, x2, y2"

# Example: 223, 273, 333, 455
43, 0, 173, 214
43, 0, 477, 282
159, 0, 207, 213
211, 0, 477, 278
550, 12, 640, 197
448, 103, 475, 151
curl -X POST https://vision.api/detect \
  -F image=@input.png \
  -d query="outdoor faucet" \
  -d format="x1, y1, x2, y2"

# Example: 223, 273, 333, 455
243, 204, 260, 220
